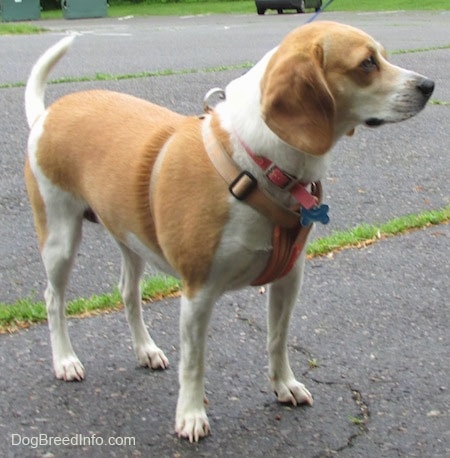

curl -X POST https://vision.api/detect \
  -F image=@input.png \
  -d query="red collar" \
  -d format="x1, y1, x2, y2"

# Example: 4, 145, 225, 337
237, 136, 317, 210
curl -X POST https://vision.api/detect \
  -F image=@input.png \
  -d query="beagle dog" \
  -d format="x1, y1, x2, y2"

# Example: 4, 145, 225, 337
24, 21, 434, 442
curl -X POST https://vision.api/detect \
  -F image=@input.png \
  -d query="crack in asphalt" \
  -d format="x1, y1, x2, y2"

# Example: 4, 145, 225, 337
290, 344, 372, 455
342, 387, 370, 450
307, 376, 371, 456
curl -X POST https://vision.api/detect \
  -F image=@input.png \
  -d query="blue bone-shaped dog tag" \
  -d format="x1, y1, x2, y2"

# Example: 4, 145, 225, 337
300, 204, 330, 226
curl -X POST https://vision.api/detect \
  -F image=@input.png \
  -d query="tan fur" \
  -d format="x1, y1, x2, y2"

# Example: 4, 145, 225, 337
36, 91, 181, 249
32, 90, 230, 295
24, 158, 47, 248
151, 115, 230, 296
260, 24, 336, 156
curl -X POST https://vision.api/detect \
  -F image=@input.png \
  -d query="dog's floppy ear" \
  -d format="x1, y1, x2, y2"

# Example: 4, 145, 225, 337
260, 44, 335, 156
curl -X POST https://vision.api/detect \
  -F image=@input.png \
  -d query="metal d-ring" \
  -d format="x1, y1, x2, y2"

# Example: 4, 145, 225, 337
203, 88, 226, 113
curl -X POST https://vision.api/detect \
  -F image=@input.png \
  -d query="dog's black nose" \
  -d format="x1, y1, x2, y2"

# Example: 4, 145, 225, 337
417, 78, 435, 98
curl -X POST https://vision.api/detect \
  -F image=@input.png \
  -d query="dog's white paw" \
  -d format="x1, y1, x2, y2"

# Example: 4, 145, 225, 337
136, 344, 169, 370
54, 357, 85, 381
175, 409, 211, 443
273, 379, 313, 406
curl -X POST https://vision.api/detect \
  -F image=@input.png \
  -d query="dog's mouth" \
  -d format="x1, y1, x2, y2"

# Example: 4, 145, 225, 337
365, 118, 385, 127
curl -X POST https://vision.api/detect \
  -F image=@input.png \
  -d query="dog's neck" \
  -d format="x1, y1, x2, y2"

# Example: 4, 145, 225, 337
217, 48, 331, 186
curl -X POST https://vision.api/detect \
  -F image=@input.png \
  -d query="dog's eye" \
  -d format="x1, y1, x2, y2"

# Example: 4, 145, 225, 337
360, 56, 378, 72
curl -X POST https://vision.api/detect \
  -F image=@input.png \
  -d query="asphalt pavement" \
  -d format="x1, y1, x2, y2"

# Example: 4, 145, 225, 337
0, 11, 449, 458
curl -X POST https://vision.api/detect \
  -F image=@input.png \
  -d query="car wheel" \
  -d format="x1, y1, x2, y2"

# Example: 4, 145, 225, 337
257, 7, 266, 14
298, 0, 305, 13
277, 9, 283, 14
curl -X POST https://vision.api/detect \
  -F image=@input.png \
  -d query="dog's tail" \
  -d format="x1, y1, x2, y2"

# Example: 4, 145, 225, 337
25, 35, 75, 128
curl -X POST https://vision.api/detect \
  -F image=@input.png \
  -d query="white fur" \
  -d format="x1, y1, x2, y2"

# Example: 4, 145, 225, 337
28, 112, 87, 380
25, 35, 75, 128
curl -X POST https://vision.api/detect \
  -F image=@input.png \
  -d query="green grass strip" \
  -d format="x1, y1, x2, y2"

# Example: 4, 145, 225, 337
307, 206, 449, 257
0, 62, 253, 90
391, 44, 450, 55
0, 275, 181, 333
0, 23, 47, 36
0, 207, 448, 333
430, 99, 450, 107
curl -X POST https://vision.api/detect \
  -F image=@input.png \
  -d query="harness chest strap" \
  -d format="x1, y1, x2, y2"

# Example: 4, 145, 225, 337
250, 198, 317, 287
251, 181, 322, 286
202, 122, 322, 285
203, 125, 300, 229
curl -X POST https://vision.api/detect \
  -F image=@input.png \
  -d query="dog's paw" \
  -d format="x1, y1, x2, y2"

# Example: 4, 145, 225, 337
54, 357, 85, 381
274, 379, 313, 406
175, 410, 211, 443
136, 344, 169, 370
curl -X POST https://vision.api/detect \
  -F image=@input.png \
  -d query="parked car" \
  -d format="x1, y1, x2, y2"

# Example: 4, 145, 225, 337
255, 0, 322, 15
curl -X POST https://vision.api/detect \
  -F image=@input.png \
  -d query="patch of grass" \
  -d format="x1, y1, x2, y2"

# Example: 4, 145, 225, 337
308, 358, 319, 369
107, 1, 256, 17
0, 297, 46, 330
0, 275, 181, 334
0, 23, 47, 35
141, 275, 181, 302
349, 415, 366, 426
307, 207, 450, 258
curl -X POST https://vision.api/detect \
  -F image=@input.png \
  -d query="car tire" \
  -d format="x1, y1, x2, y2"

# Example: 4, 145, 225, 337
277, 9, 283, 14
298, 0, 305, 13
257, 7, 266, 14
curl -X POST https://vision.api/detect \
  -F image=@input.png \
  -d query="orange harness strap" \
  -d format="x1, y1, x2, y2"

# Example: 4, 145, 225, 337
251, 223, 312, 286
251, 182, 322, 286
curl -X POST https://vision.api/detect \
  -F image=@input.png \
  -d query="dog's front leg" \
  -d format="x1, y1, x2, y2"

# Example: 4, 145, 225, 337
267, 254, 313, 406
176, 291, 214, 442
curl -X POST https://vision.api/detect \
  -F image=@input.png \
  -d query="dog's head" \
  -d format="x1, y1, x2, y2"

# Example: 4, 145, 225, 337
259, 21, 434, 156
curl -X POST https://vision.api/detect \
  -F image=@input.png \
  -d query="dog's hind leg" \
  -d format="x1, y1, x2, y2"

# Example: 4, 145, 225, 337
267, 255, 313, 406
25, 121, 86, 381
39, 193, 85, 381
117, 242, 169, 369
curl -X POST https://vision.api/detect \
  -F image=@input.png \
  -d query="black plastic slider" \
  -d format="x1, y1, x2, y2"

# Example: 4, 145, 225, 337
229, 171, 257, 201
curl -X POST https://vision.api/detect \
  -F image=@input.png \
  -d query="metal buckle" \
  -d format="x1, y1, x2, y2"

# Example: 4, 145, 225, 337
229, 171, 257, 201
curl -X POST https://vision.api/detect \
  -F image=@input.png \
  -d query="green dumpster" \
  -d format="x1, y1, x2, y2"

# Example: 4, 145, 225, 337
62, 0, 107, 20
0, 0, 40, 22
